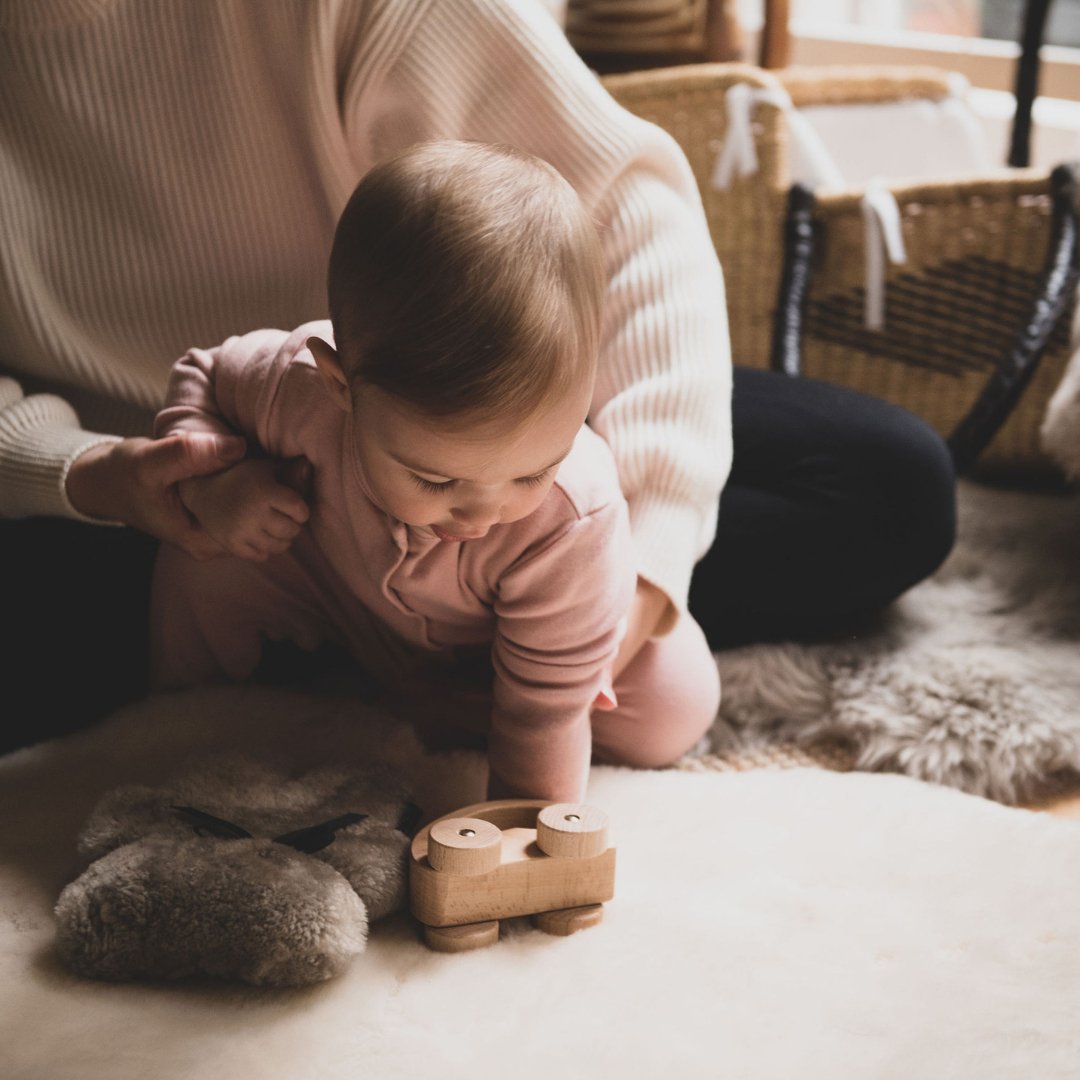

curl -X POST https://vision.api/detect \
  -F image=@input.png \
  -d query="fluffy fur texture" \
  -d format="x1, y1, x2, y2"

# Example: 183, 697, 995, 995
54, 756, 416, 987
712, 480, 1080, 804
5, 705, 1080, 1078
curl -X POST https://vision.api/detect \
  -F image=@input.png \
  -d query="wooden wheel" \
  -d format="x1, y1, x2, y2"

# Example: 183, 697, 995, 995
534, 904, 604, 937
423, 920, 500, 953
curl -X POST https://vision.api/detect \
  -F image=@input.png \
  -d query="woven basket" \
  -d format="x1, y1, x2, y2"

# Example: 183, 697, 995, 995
602, 63, 1080, 476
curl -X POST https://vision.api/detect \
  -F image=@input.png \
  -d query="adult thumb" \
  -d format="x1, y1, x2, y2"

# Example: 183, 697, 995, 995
156, 432, 246, 484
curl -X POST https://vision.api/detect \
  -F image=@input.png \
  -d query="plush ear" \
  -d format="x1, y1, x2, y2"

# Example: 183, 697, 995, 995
306, 336, 351, 412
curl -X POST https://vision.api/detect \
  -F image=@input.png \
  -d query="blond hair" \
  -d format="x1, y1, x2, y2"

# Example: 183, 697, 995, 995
327, 140, 604, 429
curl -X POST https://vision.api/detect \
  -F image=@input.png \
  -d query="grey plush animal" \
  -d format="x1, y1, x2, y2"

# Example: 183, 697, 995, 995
54, 755, 422, 987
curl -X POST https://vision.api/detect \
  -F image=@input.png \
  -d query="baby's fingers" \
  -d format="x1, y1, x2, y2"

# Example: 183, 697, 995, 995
232, 544, 269, 562
228, 527, 279, 562
262, 507, 304, 542
256, 528, 295, 557
270, 485, 310, 525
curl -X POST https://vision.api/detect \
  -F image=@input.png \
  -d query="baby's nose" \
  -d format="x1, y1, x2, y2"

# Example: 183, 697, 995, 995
450, 501, 501, 529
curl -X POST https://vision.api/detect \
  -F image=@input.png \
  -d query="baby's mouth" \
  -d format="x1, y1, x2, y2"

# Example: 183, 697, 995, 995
431, 524, 487, 542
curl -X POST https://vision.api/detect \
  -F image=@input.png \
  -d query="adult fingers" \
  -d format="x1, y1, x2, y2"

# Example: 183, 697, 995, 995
152, 432, 246, 486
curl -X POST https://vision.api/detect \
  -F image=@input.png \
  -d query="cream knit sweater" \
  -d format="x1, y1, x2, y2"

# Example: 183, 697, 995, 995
0, 0, 731, 612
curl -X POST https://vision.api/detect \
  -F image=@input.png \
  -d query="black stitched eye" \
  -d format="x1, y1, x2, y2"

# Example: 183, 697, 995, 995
273, 812, 368, 854
172, 806, 253, 840
172, 806, 369, 853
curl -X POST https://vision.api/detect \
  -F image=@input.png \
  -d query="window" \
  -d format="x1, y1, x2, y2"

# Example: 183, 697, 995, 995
738, 0, 1080, 98
783, 1, 1079, 47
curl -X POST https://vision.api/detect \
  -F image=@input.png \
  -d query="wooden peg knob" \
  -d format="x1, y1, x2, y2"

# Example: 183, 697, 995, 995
427, 817, 502, 874
536, 803, 608, 858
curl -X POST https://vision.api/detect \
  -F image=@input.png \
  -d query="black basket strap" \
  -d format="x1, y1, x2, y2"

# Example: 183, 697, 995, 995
948, 163, 1080, 472
770, 183, 817, 377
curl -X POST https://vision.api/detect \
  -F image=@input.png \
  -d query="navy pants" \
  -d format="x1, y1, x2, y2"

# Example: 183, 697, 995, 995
689, 367, 956, 646
2, 368, 955, 752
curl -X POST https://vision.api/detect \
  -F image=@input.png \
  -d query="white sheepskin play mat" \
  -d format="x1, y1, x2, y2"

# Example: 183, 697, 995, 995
3, 686, 1080, 1079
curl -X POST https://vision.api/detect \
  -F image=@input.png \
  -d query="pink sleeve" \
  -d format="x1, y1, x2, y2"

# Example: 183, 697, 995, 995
489, 500, 636, 802
153, 330, 291, 451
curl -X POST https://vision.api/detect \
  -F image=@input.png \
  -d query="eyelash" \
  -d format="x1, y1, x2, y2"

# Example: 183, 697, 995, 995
411, 476, 455, 494
410, 470, 551, 494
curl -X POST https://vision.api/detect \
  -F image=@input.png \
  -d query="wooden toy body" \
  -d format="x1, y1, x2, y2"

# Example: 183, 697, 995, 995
409, 799, 616, 951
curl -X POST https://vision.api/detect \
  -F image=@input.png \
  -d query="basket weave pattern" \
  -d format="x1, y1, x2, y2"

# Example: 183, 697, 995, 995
603, 64, 1079, 473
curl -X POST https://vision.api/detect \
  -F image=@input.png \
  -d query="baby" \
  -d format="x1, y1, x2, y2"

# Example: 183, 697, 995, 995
151, 140, 719, 802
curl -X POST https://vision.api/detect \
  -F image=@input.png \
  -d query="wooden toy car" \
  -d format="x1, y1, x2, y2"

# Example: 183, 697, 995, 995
409, 799, 616, 953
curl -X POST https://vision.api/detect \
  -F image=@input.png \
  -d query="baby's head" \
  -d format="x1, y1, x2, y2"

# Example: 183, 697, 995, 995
308, 140, 605, 541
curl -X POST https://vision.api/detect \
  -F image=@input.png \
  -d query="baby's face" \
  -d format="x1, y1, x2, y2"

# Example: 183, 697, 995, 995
350, 381, 591, 541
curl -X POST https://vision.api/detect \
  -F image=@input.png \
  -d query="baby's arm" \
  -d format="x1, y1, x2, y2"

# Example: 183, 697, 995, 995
155, 331, 310, 559
490, 501, 636, 803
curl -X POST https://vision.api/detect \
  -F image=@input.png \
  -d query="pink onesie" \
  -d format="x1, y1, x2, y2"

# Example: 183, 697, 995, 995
151, 323, 719, 801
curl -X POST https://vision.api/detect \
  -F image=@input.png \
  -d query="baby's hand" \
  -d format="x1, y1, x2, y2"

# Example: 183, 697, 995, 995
178, 456, 311, 561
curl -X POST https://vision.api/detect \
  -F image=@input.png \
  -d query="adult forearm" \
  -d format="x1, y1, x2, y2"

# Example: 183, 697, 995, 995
0, 378, 122, 520
588, 164, 733, 617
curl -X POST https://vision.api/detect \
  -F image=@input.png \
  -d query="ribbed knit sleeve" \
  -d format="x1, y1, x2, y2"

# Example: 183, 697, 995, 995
0, 0, 730, 607
0, 378, 121, 520
355, 0, 732, 616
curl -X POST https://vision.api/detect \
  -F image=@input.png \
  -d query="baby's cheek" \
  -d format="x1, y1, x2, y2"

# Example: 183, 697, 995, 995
506, 485, 553, 523
365, 478, 427, 524
390, 494, 434, 524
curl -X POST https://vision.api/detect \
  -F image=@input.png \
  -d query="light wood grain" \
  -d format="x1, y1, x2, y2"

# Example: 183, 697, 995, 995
410, 799, 616, 935
534, 904, 605, 937
423, 921, 500, 954
427, 818, 502, 875
536, 803, 608, 859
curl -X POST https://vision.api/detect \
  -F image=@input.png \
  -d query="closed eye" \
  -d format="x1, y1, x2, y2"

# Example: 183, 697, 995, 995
411, 474, 455, 494
515, 469, 552, 488
411, 469, 553, 493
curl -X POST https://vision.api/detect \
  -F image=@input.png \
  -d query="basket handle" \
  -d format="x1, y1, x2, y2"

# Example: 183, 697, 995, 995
770, 167, 1080, 472
947, 164, 1080, 472
769, 183, 815, 378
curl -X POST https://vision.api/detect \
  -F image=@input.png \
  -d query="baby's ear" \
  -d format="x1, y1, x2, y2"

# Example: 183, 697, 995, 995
306, 336, 351, 412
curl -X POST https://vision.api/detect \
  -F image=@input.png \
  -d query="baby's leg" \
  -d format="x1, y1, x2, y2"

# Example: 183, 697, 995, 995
150, 545, 336, 689
591, 613, 720, 768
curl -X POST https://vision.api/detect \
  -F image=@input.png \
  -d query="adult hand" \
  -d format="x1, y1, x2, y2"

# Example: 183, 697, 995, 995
611, 577, 672, 679
66, 433, 246, 559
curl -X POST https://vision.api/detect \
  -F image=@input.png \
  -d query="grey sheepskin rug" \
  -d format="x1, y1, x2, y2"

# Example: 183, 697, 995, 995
710, 479, 1080, 804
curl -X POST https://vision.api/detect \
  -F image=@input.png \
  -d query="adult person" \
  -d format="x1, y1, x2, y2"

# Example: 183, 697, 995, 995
0, 0, 954, 752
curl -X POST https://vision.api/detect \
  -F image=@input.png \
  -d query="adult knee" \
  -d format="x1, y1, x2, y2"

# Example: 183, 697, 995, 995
868, 405, 957, 595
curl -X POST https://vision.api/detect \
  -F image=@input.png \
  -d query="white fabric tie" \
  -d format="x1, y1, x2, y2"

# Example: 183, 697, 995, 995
860, 181, 907, 331
711, 83, 791, 190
